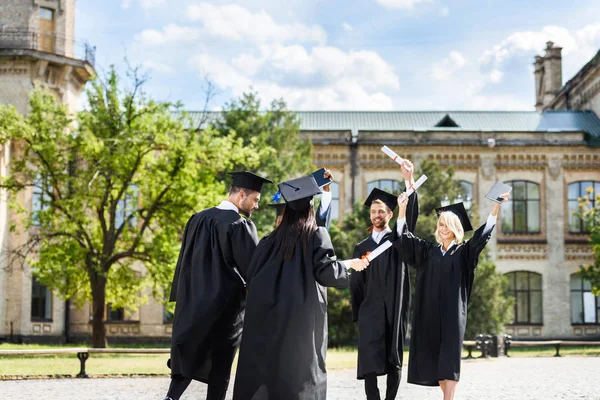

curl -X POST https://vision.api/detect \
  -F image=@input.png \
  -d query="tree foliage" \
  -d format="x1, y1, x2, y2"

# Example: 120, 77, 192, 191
577, 190, 600, 295
212, 92, 313, 236
0, 67, 252, 347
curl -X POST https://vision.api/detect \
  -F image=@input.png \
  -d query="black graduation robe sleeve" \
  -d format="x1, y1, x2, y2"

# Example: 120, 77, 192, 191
350, 245, 366, 322
464, 221, 495, 271
406, 191, 419, 234
312, 227, 349, 289
169, 214, 194, 302
228, 218, 259, 280
395, 224, 432, 268
315, 199, 332, 230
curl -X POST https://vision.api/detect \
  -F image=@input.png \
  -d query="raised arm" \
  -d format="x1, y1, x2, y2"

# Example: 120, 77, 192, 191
395, 193, 431, 267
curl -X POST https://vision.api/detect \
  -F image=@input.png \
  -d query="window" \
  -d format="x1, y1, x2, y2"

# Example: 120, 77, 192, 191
31, 277, 52, 321
501, 181, 540, 233
106, 304, 125, 322
38, 7, 55, 53
32, 174, 52, 225
116, 184, 139, 228
367, 179, 403, 195
571, 273, 599, 324
567, 181, 599, 233
164, 308, 174, 324
505, 271, 543, 324
330, 182, 340, 220
459, 181, 474, 210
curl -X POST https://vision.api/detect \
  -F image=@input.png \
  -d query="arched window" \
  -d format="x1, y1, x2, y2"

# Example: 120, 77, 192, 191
367, 179, 403, 195
505, 271, 543, 324
570, 273, 599, 324
567, 181, 600, 233
32, 174, 52, 226
501, 181, 540, 233
459, 181, 474, 210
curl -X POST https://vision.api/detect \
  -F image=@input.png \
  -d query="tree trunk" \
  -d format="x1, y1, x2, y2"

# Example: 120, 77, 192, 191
91, 273, 108, 348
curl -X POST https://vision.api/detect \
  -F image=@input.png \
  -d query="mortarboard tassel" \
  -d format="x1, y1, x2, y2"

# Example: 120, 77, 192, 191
271, 190, 282, 202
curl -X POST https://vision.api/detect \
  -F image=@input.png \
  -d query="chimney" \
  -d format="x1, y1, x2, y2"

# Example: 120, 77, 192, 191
536, 41, 563, 110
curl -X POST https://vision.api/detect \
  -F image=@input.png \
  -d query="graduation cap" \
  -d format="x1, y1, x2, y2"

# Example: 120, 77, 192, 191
268, 202, 286, 217
364, 188, 398, 212
435, 202, 473, 232
228, 171, 272, 193
278, 175, 322, 210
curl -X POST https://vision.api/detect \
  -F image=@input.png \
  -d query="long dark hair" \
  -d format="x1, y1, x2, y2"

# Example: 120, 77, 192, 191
270, 201, 318, 260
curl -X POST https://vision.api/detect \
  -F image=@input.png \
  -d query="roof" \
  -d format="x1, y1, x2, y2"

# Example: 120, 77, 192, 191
185, 110, 600, 138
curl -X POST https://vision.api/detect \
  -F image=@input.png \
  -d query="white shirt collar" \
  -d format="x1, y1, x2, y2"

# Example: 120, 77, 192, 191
440, 240, 457, 256
216, 200, 239, 213
372, 226, 392, 244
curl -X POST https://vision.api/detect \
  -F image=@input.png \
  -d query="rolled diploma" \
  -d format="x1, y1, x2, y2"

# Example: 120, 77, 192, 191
405, 174, 427, 197
366, 240, 393, 262
381, 146, 413, 171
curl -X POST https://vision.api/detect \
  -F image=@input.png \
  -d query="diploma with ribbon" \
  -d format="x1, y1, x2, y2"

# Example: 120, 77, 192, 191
405, 174, 427, 197
361, 240, 393, 263
381, 145, 413, 172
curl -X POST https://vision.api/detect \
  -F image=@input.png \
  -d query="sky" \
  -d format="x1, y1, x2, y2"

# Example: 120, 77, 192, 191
74, 0, 600, 111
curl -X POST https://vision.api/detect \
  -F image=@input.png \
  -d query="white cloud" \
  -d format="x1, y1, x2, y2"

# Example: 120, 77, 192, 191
431, 50, 467, 81
185, 3, 327, 45
135, 24, 201, 45
142, 60, 174, 75
121, 0, 132, 9
439, 7, 449, 16
489, 69, 503, 83
189, 44, 400, 110
343, 22, 353, 31
376, 0, 432, 10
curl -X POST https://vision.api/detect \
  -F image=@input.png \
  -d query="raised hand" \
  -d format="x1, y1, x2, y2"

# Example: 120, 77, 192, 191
491, 192, 511, 216
401, 159, 414, 182
397, 193, 409, 218
323, 169, 334, 192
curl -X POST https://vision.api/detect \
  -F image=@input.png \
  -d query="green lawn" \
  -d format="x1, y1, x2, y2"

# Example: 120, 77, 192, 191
0, 344, 598, 377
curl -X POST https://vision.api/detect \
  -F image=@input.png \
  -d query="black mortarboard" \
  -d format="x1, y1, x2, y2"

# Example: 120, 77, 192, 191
278, 175, 322, 210
228, 171, 272, 192
364, 188, 397, 212
435, 202, 473, 232
268, 202, 286, 217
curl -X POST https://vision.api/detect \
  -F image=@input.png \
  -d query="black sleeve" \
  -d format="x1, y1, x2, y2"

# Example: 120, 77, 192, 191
406, 191, 419, 234
229, 219, 259, 280
464, 222, 494, 271
393, 223, 431, 268
316, 200, 332, 231
349, 244, 366, 322
169, 215, 194, 302
312, 227, 349, 289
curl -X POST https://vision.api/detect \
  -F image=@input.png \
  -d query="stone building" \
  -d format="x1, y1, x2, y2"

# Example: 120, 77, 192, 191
0, 0, 95, 342
0, 4, 598, 342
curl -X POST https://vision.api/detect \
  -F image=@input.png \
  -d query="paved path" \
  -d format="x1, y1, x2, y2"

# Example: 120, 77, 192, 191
3, 357, 599, 399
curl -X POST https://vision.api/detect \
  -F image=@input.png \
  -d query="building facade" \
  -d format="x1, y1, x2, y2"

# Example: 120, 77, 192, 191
0, 0, 95, 342
0, 10, 599, 342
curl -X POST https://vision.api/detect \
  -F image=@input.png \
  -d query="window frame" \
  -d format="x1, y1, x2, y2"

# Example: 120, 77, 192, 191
570, 273, 600, 325
366, 179, 403, 195
31, 276, 53, 322
567, 181, 599, 234
501, 180, 541, 234
505, 271, 543, 325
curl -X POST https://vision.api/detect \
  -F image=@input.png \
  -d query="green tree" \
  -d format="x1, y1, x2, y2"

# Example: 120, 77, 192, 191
577, 189, 600, 295
212, 92, 313, 236
0, 67, 252, 347
465, 249, 514, 339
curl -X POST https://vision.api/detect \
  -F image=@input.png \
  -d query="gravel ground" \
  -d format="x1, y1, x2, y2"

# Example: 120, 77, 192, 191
3, 357, 599, 400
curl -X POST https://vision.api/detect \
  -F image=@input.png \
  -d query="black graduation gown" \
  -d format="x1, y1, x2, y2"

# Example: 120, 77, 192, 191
395, 222, 494, 386
350, 192, 419, 379
232, 227, 349, 400
168, 207, 258, 385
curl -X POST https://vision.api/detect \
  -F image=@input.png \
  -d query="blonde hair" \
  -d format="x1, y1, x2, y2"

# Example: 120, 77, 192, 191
434, 212, 464, 244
